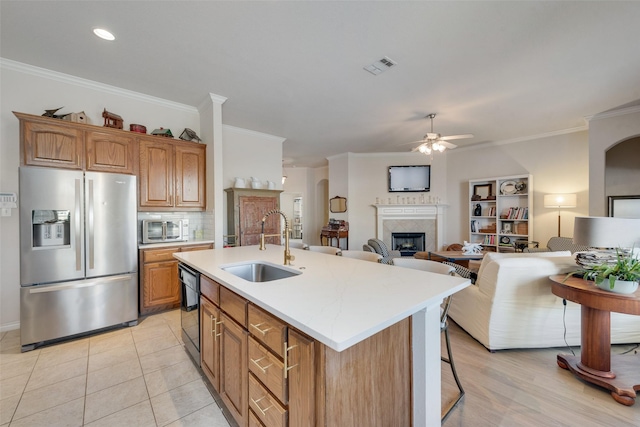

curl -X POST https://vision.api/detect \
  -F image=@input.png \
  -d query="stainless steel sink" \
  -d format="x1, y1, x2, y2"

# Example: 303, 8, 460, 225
221, 262, 301, 282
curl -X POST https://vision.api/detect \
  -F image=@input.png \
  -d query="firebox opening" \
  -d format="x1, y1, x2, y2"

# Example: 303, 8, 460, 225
392, 232, 426, 256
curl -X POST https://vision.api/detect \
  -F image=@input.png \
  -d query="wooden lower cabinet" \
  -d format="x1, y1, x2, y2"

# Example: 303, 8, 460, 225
200, 279, 411, 427
220, 312, 249, 426
139, 243, 213, 315
141, 260, 179, 313
200, 296, 220, 391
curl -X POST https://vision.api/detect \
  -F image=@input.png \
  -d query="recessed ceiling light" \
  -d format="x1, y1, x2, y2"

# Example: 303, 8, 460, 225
93, 28, 115, 41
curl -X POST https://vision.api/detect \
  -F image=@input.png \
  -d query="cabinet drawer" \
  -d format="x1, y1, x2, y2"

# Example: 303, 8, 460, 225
248, 304, 286, 358
249, 375, 287, 427
221, 287, 247, 327
200, 275, 219, 305
248, 337, 286, 403
143, 247, 179, 263
249, 410, 266, 427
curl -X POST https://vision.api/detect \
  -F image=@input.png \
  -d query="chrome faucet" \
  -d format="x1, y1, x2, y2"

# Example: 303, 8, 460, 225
259, 209, 295, 265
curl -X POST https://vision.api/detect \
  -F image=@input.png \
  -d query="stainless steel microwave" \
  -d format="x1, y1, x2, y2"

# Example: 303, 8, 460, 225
142, 219, 186, 243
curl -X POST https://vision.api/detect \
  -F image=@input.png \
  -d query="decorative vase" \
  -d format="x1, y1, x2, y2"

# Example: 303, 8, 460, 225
596, 280, 639, 295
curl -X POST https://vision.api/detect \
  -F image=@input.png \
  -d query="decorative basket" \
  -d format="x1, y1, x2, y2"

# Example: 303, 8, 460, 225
515, 222, 528, 235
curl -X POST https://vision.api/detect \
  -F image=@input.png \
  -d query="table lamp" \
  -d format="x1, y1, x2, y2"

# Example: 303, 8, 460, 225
572, 216, 640, 268
544, 194, 577, 237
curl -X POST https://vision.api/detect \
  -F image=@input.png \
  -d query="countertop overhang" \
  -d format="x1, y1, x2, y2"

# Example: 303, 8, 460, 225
174, 245, 470, 352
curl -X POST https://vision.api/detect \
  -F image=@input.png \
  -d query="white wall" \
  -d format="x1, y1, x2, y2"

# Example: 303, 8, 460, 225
282, 165, 328, 246
0, 60, 202, 330
588, 106, 640, 216
446, 131, 589, 248
221, 125, 285, 191
328, 152, 446, 250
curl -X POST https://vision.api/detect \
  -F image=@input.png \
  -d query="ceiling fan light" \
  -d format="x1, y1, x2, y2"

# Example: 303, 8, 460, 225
419, 143, 431, 155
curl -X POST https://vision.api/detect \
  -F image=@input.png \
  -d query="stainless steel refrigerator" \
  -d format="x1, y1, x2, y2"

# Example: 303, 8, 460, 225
19, 167, 138, 351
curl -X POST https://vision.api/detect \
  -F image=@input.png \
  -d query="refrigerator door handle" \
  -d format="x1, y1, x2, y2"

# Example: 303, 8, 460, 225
75, 178, 82, 271
88, 178, 94, 269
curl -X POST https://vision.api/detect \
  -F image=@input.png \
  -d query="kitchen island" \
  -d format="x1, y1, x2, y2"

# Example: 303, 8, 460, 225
175, 245, 470, 426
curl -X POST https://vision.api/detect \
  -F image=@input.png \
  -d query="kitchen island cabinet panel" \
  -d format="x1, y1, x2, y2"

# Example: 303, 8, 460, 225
201, 295, 221, 391
220, 312, 249, 427
321, 317, 411, 426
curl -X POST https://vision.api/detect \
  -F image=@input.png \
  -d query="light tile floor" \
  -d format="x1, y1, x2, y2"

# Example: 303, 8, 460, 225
0, 310, 232, 427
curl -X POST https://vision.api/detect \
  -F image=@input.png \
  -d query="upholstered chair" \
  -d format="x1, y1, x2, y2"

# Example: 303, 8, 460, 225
366, 238, 401, 265
340, 250, 383, 263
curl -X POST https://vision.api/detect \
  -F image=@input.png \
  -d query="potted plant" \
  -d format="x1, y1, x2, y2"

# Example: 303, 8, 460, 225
566, 248, 640, 294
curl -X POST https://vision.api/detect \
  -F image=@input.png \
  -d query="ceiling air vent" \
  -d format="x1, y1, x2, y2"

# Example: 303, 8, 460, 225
363, 56, 397, 75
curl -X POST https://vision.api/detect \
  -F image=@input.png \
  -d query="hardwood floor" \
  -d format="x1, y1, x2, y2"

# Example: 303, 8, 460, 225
441, 320, 640, 426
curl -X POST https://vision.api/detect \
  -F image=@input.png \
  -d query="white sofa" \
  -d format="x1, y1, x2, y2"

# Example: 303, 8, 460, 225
448, 251, 640, 351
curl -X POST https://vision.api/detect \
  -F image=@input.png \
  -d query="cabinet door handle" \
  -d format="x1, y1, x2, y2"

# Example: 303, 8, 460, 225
284, 341, 298, 379
210, 315, 216, 337
250, 356, 273, 374
215, 319, 223, 341
250, 396, 273, 416
250, 322, 273, 336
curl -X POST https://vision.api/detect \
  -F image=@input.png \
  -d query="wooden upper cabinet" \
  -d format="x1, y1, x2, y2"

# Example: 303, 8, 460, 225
139, 137, 206, 211
139, 138, 174, 209
15, 112, 137, 174
86, 130, 137, 174
18, 114, 84, 169
175, 143, 206, 209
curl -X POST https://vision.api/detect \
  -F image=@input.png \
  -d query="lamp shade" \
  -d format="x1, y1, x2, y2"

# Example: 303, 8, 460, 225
544, 194, 577, 208
573, 216, 640, 248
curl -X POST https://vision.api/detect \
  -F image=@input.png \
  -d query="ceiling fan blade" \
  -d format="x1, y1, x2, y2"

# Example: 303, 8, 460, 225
398, 139, 427, 146
439, 141, 457, 149
439, 134, 474, 141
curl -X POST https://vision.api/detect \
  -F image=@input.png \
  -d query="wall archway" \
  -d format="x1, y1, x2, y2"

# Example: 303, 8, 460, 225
605, 136, 640, 210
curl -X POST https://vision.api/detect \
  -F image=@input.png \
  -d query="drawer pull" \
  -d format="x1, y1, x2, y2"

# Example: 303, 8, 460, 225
250, 322, 273, 336
250, 356, 273, 373
284, 341, 298, 379
251, 396, 274, 416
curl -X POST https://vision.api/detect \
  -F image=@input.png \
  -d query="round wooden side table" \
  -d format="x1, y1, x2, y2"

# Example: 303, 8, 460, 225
549, 275, 640, 406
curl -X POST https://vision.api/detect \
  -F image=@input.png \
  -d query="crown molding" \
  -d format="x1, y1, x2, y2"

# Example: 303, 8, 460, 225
455, 125, 588, 151
222, 124, 285, 143
1, 57, 198, 113
585, 104, 640, 122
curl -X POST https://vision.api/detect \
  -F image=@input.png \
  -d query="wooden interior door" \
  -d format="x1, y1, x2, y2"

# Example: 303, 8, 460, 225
239, 196, 280, 246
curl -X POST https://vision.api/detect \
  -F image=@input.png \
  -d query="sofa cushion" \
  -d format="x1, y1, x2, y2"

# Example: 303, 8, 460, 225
476, 250, 572, 282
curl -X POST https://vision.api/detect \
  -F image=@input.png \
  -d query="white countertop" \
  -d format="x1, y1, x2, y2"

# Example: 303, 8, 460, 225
138, 239, 215, 250
174, 245, 470, 352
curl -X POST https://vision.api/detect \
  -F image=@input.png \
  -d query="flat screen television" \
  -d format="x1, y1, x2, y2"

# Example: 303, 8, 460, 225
388, 165, 431, 192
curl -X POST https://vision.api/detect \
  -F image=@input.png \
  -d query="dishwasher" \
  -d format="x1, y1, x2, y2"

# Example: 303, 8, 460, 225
179, 263, 200, 365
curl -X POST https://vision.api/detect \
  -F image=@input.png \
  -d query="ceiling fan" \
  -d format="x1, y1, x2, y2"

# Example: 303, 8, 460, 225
409, 114, 473, 155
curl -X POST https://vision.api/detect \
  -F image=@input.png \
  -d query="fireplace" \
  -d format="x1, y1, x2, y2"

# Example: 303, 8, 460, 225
392, 232, 425, 256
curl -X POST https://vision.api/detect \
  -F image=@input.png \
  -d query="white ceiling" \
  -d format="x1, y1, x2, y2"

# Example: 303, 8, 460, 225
2, 1, 640, 167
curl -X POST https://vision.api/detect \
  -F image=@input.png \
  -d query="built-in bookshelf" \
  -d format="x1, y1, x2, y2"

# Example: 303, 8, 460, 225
469, 174, 533, 252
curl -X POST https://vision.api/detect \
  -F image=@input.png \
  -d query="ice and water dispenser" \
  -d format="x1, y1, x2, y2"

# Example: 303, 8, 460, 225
32, 210, 71, 248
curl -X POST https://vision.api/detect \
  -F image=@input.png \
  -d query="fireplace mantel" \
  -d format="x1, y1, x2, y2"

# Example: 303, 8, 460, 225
373, 204, 448, 251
